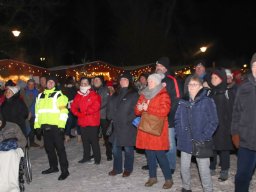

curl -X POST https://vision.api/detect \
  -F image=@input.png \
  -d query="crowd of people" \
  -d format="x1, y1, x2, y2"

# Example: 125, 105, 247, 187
0, 53, 256, 192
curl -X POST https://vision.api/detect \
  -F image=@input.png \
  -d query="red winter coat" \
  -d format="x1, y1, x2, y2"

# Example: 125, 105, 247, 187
71, 89, 101, 127
135, 87, 171, 150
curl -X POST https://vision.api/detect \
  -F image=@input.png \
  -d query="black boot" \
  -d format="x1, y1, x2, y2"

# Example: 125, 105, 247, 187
42, 167, 59, 174
58, 171, 70, 180
141, 165, 149, 170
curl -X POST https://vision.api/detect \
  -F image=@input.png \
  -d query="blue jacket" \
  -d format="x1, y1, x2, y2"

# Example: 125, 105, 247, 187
174, 89, 218, 154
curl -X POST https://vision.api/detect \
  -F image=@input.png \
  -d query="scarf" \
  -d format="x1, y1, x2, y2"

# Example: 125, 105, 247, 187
141, 84, 163, 100
80, 85, 91, 95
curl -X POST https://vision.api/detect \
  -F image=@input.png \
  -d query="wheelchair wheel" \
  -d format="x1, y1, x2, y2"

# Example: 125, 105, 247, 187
23, 147, 32, 184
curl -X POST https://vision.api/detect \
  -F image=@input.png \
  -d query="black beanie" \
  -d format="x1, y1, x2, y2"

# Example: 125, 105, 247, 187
250, 52, 256, 68
194, 59, 206, 68
47, 76, 58, 86
119, 71, 133, 82
156, 57, 170, 69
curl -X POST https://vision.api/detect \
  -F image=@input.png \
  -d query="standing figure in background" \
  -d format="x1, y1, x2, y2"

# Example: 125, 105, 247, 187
20, 79, 39, 147
93, 76, 112, 161
1, 86, 28, 136
107, 72, 139, 177
231, 52, 256, 192
208, 69, 235, 181
175, 75, 218, 192
135, 73, 173, 189
62, 76, 78, 142
34, 76, 69, 180
71, 77, 101, 164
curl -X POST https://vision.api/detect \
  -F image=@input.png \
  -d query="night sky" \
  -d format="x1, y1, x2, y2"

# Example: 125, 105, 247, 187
0, 0, 255, 68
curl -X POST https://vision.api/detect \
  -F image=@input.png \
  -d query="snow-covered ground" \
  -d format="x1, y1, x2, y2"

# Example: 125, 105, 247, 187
25, 138, 256, 192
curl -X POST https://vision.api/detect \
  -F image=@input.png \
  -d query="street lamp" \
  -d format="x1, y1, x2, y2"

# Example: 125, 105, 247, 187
12, 30, 21, 37
200, 46, 207, 53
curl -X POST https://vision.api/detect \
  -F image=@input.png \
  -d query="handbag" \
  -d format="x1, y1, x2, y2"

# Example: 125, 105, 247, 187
191, 140, 214, 158
186, 106, 213, 158
106, 120, 114, 136
138, 112, 165, 136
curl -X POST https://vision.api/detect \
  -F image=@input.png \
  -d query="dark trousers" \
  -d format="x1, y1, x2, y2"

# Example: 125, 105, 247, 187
42, 125, 69, 173
65, 111, 77, 136
210, 150, 230, 171
145, 150, 172, 180
235, 147, 256, 192
81, 126, 101, 163
100, 119, 112, 158
28, 117, 35, 144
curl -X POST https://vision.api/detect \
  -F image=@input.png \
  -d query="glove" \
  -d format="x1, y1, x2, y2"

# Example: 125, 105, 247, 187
232, 134, 240, 149
35, 129, 42, 141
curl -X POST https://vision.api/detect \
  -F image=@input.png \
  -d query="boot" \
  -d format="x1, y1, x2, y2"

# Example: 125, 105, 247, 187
42, 167, 59, 174
182, 188, 192, 192
58, 171, 69, 180
163, 179, 173, 189
65, 135, 70, 143
210, 169, 216, 176
77, 135, 82, 143
218, 170, 229, 181
141, 165, 149, 170
145, 178, 157, 187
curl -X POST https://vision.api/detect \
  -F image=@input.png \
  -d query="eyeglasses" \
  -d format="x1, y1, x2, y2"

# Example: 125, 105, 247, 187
188, 83, 200, 87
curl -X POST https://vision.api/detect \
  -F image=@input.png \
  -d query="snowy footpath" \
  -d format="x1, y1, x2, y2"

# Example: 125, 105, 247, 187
25, 139, 256, 192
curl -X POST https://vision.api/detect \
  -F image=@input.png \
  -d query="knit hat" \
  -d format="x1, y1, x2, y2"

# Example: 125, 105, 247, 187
47, 76, 57, 85
156, 57, 170, 69
225, 69, 233, 78
232, 70, 241, 77
119, 71, 133, 82
147, 73, 165, 85
211, 69, 227, 82
194, 59, 206, 68
7, 86, 20, 95
250, 52, 256, 68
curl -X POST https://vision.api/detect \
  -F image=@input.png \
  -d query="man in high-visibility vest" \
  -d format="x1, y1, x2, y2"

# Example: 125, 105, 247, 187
34, 76, 69, 180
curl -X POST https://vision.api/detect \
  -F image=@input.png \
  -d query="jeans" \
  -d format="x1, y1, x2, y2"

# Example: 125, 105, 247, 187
112, 142, 134, 173
210, 150, 230, 171
235, 147, 256, 192
145, 150, 172, 180
166, 128, 176, 171
181, 152, 213, 192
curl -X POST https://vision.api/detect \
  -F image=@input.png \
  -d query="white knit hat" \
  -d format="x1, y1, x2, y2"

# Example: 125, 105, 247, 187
148, 73, 165, 85
225, 69, 233, 79
7, 86, 20, 95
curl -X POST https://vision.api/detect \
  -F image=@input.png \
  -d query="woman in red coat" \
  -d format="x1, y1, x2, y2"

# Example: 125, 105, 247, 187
135, 73, 172, 189
71, 77, 101, 164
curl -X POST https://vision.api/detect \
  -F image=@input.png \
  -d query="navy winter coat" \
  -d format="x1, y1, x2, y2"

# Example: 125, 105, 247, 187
174, 89, 219, 154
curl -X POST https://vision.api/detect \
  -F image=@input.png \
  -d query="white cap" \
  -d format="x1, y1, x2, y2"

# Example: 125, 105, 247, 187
225, 69, 233, 79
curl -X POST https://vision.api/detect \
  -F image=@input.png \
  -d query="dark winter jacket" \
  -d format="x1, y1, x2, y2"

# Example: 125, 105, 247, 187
1, 93, 28, 136
207, 69, 235, 150
62, 85, 77, 109
94, 85, 109, 119
20, 87, 38, 117
162, 73, 182, 128
231, 74, 256, 151
175, 89, 218, 154
107, 87, 139, 146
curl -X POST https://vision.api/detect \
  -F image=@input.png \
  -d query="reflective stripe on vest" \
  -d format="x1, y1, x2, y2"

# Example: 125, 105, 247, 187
37, 91, 61, 114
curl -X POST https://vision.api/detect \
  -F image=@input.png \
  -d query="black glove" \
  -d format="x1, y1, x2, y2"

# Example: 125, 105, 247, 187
35, 128, 42, 141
